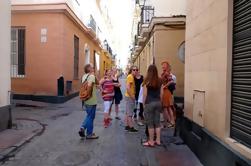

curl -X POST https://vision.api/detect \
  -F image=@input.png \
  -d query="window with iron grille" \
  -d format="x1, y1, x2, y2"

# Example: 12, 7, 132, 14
74, 35, 79, 79
141, 6, 154, 24
11, 27, 25, 78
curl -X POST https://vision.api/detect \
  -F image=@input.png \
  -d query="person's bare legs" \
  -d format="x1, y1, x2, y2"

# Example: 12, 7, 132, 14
155, 127, 161, 144
127, 115, 133, 127
163, 107, 171, 126
108, 104, 113, 118
167, 107, 175, 125
115, 104, 119, 117
148, 128, 155, 145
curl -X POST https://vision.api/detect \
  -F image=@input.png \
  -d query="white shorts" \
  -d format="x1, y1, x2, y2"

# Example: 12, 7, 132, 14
104, 101, 112, 113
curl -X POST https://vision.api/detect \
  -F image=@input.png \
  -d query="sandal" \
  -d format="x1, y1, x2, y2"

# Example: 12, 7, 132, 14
142, 141, 155, 147
167, 123, 175, 128
86, 133, 99, 139
155, 141, 162, 146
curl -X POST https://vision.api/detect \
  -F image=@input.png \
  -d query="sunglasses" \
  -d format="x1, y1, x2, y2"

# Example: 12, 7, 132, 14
132, 69, 138, 71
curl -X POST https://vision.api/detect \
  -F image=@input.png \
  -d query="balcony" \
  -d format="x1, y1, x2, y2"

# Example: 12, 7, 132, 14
103, 40, 113, 56
138, 5, 154, 37
88, 15, 97, 33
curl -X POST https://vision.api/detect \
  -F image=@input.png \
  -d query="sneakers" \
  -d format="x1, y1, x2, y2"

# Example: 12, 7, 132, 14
125, 126, 130, 131
128, 127, 138, 133
125, 126, 138, 132
78, 128, 85, 137
115, 116, 121, 120
86, 133, 99, 139
137, 121, 144, 126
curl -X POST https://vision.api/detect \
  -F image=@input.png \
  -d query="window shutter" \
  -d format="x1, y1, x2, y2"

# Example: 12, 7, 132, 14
231, 0, 251, 148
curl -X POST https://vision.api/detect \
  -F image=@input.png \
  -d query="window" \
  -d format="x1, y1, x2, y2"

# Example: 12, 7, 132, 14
84, 44, 90, 65
74, 35, 79, 79
11, 27, 25, 77
178, 41, 185, 63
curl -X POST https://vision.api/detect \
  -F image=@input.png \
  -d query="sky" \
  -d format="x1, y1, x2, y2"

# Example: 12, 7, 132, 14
108, 0, 134, 68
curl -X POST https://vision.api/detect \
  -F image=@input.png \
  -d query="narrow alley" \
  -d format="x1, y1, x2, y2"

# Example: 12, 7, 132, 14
0, 79, 201, 166
1, 0, 251, 165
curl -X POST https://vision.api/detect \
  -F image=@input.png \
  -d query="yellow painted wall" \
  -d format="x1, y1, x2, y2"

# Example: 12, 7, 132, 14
137, 25, 185, 98
100, 51, 112, 78
154, 26, 185, 97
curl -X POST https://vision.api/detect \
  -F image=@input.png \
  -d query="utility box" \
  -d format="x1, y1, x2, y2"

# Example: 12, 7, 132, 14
193, 90, 205, 127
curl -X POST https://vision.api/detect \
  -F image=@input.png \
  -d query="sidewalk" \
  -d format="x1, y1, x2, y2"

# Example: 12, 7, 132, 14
156, 127, 202, 166
0, 100, 51, 163
0, 119, 44, 162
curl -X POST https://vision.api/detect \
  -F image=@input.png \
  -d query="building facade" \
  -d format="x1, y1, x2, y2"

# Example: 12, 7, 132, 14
11, 1, 114, 103
183, 0, 251, 165
132, 0, 186, 99
0, 0, 11, 131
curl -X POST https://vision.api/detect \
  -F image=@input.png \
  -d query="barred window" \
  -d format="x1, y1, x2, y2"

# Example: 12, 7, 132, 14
11, 28, 25, 78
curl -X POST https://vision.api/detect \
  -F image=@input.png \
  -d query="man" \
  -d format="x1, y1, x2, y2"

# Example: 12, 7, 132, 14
78, 64, 99, 139
124, 66, 138, 132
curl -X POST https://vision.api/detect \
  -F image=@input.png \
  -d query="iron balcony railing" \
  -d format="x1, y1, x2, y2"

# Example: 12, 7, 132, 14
141, 6, 154, 24
137, 5, 154, 36
88, 15, 96, 33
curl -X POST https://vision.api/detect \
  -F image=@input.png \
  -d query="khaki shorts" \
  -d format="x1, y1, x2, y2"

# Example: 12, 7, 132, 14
125, 97, 135, 117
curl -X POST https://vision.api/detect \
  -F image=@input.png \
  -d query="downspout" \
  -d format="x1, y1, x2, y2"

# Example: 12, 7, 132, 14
152, 34, 155, 65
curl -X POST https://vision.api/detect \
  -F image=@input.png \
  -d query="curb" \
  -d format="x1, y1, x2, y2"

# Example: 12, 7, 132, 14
0, 119, 46, 163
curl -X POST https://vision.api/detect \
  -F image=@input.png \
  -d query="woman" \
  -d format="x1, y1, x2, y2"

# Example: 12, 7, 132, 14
142, 65, 162, 147
100, 69, 114, 128
161, 61, 175, 127
134, 68, 144, 126
109, 68, 123, 120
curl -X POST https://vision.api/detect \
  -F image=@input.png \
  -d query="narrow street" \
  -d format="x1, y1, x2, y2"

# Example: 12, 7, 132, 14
1, 79, 201, 166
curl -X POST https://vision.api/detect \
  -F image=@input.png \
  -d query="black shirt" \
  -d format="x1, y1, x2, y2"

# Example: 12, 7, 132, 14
134, 75, 144, 100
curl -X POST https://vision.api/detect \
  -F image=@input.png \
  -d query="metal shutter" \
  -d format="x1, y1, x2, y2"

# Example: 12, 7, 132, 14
231, 0, 251, 148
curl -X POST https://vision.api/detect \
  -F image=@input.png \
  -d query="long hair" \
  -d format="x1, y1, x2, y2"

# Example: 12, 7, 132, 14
143, 64, 160, 89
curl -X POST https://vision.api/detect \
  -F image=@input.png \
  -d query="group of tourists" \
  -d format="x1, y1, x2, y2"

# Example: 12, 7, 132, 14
78, 62, 177, 147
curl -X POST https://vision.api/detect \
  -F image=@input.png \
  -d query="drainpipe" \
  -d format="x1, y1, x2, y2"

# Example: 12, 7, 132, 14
152, 34, 155, 65
8, 91, 12, 129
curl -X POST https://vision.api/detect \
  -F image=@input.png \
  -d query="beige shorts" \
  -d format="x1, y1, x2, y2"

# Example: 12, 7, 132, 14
125, 97, 135, 117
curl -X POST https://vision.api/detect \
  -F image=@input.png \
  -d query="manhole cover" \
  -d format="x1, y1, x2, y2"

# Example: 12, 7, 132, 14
56, 151, 90, 166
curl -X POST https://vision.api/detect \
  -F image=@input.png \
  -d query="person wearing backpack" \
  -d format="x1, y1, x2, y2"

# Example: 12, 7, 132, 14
78, 64, 99, 139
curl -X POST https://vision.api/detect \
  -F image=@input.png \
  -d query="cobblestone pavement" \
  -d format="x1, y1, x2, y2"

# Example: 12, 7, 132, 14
0, 79, 202, 166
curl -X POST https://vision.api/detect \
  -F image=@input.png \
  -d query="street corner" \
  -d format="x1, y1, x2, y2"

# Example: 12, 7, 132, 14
0, 118, 45, 163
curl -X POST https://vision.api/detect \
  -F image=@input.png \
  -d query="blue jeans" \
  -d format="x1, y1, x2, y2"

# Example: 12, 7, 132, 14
80, 105, 96, 136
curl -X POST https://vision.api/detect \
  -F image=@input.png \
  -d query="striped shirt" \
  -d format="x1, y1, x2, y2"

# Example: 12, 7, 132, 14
102, 79, 114, 101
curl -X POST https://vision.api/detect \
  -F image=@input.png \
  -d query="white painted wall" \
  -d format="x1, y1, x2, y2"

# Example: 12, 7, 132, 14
148, 0, 186, 17
0, 0, 11, 107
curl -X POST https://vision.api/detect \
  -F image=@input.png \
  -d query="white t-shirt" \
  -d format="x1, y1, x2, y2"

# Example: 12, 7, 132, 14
137, 85, 144, 104
171, 73, 177, 84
